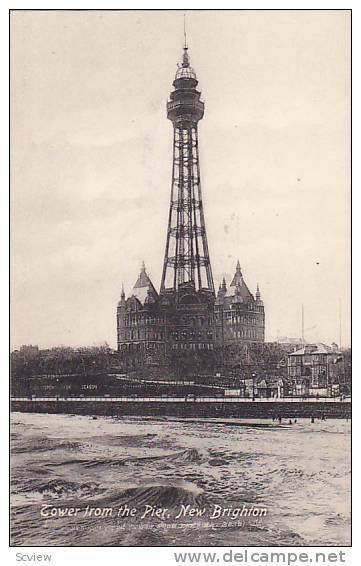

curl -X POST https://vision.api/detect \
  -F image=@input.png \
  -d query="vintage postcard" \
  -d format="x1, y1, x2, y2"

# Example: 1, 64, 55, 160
10, 9, 351, 550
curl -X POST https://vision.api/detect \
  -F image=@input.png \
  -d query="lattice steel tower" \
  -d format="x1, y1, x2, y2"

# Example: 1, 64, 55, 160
160, 42, 215, 296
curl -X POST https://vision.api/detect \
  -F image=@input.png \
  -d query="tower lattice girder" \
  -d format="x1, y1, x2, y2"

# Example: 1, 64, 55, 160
160, 47, 214, 295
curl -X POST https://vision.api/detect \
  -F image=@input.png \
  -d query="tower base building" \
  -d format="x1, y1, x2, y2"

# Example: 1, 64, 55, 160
117, 262, 265, 355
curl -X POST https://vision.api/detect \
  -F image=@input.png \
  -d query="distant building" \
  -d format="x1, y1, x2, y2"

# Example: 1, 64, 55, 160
19, 345, 39, 359
238, 376, 285, 398
256, 377, 285, 399
288, 343, 344, 397
274, 337, 305, 353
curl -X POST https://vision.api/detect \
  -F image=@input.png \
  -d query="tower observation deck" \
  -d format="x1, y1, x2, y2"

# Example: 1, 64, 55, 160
160, 45, 214, 296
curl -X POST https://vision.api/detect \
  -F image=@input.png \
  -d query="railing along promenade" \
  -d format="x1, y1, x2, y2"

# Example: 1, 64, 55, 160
11, 396, 349, 403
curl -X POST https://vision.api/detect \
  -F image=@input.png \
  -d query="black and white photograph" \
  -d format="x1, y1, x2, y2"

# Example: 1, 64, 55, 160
9, 9, 351, 550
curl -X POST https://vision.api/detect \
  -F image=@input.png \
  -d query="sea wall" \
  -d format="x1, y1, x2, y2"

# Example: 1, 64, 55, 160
10, 399, 351, 419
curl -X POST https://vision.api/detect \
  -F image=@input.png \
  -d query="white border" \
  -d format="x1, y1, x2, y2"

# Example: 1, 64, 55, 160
1, 2, 357, 565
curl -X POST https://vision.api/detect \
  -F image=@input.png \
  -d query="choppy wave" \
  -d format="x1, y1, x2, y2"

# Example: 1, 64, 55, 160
12, 477, 105, 499
82, 447, 203, 469
110, 483, 205, 508
12, 437, 82, 454
10, 413, 351, 546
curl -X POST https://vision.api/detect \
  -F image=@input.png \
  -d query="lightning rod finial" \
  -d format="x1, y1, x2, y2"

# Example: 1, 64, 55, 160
183, 13, 187, 49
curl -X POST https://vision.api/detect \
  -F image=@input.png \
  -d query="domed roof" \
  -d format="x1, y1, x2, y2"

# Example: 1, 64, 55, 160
175, 65, 197, 80
175, 47, 197, 81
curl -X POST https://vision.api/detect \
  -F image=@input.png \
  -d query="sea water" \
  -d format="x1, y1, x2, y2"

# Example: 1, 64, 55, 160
10, 412, 351, 546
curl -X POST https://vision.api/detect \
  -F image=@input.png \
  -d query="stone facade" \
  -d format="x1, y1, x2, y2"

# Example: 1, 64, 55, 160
117, 262, 265, 354
117, 264, 216, 354
214, 261, 265, 345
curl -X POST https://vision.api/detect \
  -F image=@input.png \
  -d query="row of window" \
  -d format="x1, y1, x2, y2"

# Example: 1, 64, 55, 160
123, 331, 165, 341
121, 315, 214, 327
225, 313, 261, 325
231, 329, 261, 339
288, 367, 327, 377
171, 343, 214, 350
119, 341, 217, 351
120, 342, 166, 350
171, 330, 213, 340
122, 316, 166, 327
289, 354, 329, 365
121, 328, 265, 341
122, 330, 218, 341
219, 304, 261, 312
121, 316, 263, 333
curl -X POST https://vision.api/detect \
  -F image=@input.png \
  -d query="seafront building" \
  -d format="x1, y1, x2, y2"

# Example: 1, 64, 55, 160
117, 42, 265, 356
287, 343, 344, 397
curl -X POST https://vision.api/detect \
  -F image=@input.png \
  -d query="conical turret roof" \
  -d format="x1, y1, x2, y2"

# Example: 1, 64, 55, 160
131, 262, 158, 305
226, 261, 254, 302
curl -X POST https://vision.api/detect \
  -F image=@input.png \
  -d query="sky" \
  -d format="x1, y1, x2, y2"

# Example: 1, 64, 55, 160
10, 9, 351, 349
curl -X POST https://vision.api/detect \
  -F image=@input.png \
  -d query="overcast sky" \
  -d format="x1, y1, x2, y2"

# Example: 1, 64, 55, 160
11, 9, 350, 349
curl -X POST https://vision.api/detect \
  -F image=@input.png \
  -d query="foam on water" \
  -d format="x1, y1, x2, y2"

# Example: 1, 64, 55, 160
10, 412, 351, 546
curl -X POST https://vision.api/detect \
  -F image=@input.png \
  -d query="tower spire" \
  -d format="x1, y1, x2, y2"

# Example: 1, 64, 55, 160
119, 283, 126, 307
183, 13, 187, 49
182, 16, 190, 69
